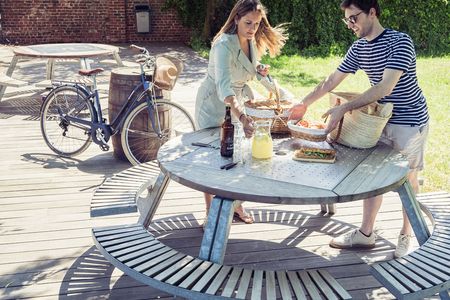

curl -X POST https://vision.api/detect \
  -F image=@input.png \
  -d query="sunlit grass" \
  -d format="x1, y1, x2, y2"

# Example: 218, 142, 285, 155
256, 55, 450, 193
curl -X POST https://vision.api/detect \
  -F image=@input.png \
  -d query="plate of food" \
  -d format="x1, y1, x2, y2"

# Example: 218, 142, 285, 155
291, 140, 336, 163
287, 119, 327, 141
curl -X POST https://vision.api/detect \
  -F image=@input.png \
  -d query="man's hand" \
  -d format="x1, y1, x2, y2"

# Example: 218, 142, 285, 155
322, 105, 347, 133
288, 103, 308, 121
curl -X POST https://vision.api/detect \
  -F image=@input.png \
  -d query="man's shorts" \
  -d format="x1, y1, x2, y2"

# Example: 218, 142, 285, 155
379, 122, 429, 171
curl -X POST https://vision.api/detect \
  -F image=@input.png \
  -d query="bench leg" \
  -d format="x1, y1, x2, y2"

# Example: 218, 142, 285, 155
139, 172, 170, 228
397, 180, 430, 245
0, 55, 19, 101
199, 196, 234, 264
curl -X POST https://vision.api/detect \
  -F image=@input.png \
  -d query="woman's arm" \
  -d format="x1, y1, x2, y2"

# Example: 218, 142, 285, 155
224, 96, 254, 138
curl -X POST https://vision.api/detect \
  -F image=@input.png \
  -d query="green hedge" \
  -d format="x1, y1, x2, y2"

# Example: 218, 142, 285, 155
164, 0, 449, 56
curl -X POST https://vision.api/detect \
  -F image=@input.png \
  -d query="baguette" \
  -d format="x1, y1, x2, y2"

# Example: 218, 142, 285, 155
293, 147, 336, 163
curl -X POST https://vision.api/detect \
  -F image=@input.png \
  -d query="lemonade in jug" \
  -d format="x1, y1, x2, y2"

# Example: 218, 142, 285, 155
252, 120, 273, 159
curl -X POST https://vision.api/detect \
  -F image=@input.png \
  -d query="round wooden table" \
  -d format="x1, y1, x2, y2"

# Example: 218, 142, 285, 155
144, 128, 430, 263
0, 43, 125, 101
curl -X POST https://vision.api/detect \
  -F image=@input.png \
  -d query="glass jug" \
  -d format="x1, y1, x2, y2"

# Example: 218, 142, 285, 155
252, 120, 273, 159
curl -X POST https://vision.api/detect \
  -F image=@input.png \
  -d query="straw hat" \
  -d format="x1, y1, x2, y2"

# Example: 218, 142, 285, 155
153, 55, 184, 91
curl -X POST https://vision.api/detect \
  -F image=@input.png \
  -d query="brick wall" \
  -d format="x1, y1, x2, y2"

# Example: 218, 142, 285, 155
0, 0, 191, 44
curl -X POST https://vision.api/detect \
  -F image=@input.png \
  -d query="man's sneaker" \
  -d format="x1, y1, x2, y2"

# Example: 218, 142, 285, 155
394, 234, 411, 258
329, 229, 376, 249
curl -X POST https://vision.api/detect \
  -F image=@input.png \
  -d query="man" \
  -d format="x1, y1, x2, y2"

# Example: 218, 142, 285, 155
289, 0, 429, 258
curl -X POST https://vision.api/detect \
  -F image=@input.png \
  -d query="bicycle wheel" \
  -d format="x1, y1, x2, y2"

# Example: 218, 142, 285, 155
121, 99, 196, 165
40, 85, 94, 157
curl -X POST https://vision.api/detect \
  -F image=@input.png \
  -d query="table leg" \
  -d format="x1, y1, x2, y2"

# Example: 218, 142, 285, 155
199, 196, 235, 264
139, 172, 170, 228
80, 58, 92, 70
397, 180, 430, 245
320, 204, 336, 215
0, 54, 19, 101
46, 58, 55, 80
113, 51, 124, 67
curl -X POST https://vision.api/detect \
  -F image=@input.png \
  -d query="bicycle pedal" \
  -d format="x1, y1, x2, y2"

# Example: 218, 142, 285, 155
100, 144, 110, 151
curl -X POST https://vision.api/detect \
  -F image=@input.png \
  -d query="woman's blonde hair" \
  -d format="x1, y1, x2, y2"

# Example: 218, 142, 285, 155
213, 0, 288, 58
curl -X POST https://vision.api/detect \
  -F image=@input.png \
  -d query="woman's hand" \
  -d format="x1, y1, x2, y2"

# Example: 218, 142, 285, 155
288, 102, 308, 121
322, 105, 347, 133
257, 64, 270, 77
239, 114, 255, 138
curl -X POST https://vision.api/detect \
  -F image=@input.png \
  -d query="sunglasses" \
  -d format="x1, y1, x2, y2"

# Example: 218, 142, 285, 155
342, 11, 364, 25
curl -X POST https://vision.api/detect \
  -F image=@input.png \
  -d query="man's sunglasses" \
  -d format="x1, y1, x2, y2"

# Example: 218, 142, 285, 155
342, 11, 364, 25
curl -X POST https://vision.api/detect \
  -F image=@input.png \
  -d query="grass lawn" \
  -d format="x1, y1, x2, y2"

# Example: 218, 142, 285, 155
256, 55, 450, 193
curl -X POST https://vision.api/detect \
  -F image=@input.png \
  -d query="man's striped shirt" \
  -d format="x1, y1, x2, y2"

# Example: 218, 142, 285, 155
338, 29, 429, 126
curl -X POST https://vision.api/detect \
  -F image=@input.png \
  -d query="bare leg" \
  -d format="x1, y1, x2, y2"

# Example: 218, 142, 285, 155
360, 195, 383, 236
204, 193, 213, 214
400, 170, 419, 235
204, 193, 253, 224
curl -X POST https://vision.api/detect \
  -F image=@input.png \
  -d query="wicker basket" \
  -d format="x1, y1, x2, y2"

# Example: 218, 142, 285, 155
328, 92, 393, 148
244, 94, 291, 134
287, 120, 327, 142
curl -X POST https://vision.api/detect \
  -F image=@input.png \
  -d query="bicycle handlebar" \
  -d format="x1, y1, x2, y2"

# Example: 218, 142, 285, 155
129, 44, 154, 66
130, 44, 147, 53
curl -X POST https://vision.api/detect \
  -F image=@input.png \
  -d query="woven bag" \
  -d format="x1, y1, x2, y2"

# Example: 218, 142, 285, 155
328, 92, 393, 149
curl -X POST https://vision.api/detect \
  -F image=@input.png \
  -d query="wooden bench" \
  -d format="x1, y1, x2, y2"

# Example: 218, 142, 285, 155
90, 161, 160, 217
0, 74, 29, 101
92, 223, 352, 299
370, 192, 450, 300
90, 162, 352, 299
0, 74, 29, 88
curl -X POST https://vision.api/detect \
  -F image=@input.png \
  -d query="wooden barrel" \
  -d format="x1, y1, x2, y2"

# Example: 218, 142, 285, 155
108, 67, 170, 161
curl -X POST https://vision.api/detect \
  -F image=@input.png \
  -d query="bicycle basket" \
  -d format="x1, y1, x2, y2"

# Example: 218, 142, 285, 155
153, 55, 183, 91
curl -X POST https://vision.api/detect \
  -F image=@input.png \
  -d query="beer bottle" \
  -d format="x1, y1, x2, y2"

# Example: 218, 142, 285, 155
220, 106, 234, 157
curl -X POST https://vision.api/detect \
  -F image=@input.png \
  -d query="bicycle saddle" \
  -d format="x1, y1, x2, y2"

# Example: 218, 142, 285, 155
79, 68, 104, 76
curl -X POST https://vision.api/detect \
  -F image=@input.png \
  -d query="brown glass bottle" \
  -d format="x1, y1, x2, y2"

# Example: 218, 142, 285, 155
220, 106, 234, 157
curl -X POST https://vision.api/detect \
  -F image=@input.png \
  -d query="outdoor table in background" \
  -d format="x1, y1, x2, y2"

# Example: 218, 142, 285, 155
141, 128, 430, 264
0, 43, 124, 100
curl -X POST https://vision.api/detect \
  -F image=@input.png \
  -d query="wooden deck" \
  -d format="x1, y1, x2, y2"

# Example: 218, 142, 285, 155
0, 44, 445, 299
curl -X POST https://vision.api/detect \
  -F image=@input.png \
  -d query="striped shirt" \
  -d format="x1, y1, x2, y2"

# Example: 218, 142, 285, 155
338, 29, 429, 126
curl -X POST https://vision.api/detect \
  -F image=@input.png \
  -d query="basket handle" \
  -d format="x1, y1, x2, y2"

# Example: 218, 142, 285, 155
327, 117, 344, 144
327, 97, 344, 144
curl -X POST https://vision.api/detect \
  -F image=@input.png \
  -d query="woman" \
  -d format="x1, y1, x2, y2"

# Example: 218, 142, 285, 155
195, 0, 288, 225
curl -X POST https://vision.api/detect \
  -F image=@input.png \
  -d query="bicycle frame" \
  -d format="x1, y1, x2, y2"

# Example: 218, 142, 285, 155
55, 64, 160, 146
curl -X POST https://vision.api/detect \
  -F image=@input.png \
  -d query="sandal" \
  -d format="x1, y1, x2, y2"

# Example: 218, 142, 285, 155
233, 206, 254, 224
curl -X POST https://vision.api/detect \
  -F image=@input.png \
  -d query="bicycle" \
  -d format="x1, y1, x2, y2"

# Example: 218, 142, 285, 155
40, 44, 197, 165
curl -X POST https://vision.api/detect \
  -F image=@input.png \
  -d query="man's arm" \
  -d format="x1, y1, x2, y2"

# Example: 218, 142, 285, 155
302, 69, 349, 106
288, 69, 348, 120
323, 68, 403, 132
